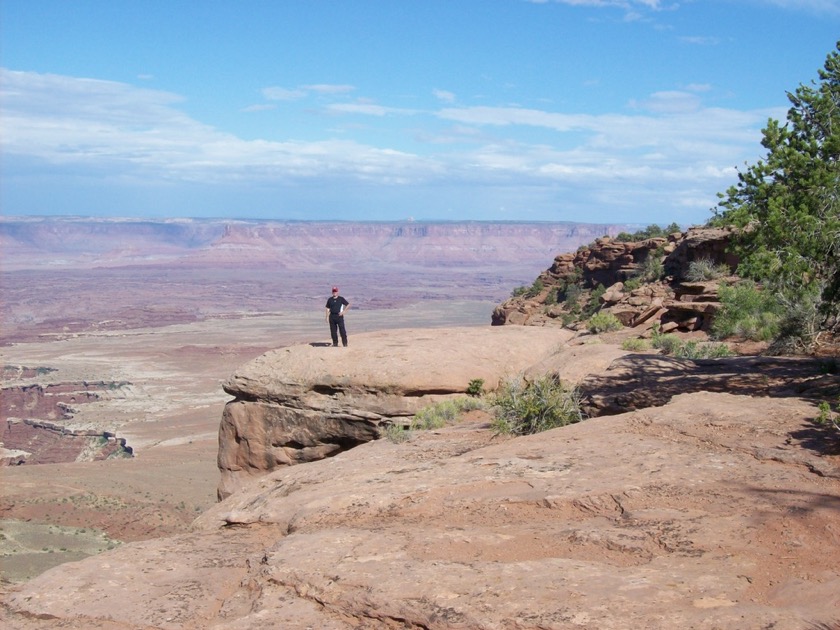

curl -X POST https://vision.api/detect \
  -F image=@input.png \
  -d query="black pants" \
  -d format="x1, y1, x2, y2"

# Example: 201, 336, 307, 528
329, 314, 347, 346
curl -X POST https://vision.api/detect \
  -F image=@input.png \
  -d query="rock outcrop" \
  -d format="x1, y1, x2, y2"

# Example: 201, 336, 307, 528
217, 326, 574, 499
492, 226, 738, 334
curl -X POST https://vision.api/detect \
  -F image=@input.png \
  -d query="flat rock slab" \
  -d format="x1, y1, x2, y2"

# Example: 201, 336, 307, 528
223, 325, 576, 399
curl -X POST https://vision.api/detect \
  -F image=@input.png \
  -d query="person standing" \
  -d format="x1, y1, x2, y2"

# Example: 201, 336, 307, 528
325, 286, 350, 347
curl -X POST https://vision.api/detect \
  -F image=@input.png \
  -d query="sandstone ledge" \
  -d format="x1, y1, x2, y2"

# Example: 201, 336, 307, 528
217, 326, 574, 499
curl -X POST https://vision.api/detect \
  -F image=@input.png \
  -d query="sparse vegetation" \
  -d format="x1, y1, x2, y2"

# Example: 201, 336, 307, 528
711, 281, 782, 342
383, 423, 411, 443
411, 397, 484, 431
685, 258, 730, 282
615, 223, 681, 242
588, 311, 622, 334
466, 378, 485, 397
621, 337, 650, 351
815, 399, 839, 433
710, 42, 840, 346
491, 375, 583, 436
652, 325, 732, 358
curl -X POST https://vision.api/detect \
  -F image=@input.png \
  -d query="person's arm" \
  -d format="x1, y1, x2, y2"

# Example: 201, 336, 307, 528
325, 306, 330, 322
340, 298, 350, 315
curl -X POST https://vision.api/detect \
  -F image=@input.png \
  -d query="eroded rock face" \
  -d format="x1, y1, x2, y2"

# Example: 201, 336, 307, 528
492, 227, 738, 333
217, 326, 574, 499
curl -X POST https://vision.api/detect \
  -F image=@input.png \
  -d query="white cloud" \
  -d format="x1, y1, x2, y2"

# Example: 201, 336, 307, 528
302, 84, 356, 94
759, 0, 840, 15
0, 68, 782, 223
262, 86, 307, 101
262, 83, 355, 102
241, 103, 277, 112
433, 89, 456, 103
326, 103, 418, 117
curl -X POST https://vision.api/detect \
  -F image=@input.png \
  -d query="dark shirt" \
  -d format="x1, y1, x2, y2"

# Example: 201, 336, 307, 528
326, 295, 349, 316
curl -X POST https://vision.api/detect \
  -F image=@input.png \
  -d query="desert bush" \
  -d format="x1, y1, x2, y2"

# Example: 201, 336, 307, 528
615, 223, 681, 242
652, 332, 683, 355
768, 282, 824, 355
383, 423, 411, 443
491, 375, 583, 436
466, 378, 485, 397
411, 397, 484, 430
583, 284, 606, 318
711, 281, 782, 342
588, 311, 623, 334
621, 337, 650, 351
639, 249, 665, 282
623, 277, 642, 292
816, 399, 839, 433
685, 258, 730, 282
673, 340, 734, 359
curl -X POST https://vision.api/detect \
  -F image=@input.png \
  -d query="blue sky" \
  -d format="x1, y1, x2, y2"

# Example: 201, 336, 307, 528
1, 0, 838, 225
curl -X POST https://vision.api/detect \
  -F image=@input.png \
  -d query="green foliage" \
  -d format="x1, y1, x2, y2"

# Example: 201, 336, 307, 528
526, 278, 545, 298
512, 278, 546, 299
466, 378, 485, 397
491, 376, 583, 436
583, 284, 606, 317
685, 258, 731, 282
711, 281, 783, 342
411, 397, 484, 430
711, 42, 840, 334
588, 311, 623, 333
769, 283, 826, 354
651, 330, 683, 355
622, 277, 642, 292
638, 248, 665, 282
621, 337, 650, 351
674, 340, 734, 359
651, 327, 733, 358
815, 399, 840, 434
614, 223, 680, 242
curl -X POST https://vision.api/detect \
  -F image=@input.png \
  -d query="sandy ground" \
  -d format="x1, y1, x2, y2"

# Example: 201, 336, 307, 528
0, 300, 495, 583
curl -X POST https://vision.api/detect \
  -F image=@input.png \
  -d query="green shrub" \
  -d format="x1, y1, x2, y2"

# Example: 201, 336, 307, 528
411, 397, 484, 430
651, 325, 733, 358
685, 258, 730, 282
815, 399, 839, 435
526, 278, 545, 298
623, 277, 642, 292
652, 332, 683, 355
621, 337, 650, 351
711, 281, 782, 342
466, 378, 485, 397
491, 376, 583, 436
639, 249, 665, 282
583, 284, 606, 317
588, 311, 623, 333
673, 340, 734, 359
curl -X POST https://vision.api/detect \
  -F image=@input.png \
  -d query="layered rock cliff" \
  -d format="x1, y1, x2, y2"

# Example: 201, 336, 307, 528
492, 226, 738, 334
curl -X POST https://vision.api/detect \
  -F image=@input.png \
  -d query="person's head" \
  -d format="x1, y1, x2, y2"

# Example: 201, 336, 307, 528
331, 286, 339, 295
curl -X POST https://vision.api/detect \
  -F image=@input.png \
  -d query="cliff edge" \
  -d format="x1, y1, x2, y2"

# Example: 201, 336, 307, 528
3, 325, 839, 630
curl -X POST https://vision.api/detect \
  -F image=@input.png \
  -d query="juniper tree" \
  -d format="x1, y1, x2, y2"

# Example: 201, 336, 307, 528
712, 41, 840, 333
